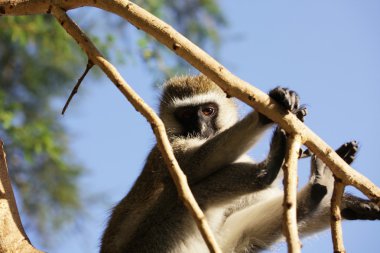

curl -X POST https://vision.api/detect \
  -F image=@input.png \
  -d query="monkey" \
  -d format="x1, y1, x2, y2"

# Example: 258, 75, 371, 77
100, 75, 380, 253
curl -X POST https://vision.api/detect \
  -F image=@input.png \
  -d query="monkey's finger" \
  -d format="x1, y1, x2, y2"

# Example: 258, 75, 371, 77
295, 106, 307, 122
289, 90, 300, 111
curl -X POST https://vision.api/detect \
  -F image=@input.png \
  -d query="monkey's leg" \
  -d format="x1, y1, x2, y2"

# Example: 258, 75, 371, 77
298, 141, 379, 236
341, 194, 380, 220
220, 141, 361, 252
218, 180, 333, 252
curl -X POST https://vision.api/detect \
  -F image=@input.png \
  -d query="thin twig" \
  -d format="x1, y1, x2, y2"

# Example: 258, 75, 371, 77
331, 179, 346, 253
282, 134, 302, 253
62, 60, 94, 115
51, 6, 221, 253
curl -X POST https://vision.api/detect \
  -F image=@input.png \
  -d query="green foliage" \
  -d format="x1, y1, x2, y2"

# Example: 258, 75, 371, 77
0, 15, 85, 238
0, 0, 225, 245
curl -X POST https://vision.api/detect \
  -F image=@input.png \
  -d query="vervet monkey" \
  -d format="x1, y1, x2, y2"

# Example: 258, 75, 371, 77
101, 75, 380, 253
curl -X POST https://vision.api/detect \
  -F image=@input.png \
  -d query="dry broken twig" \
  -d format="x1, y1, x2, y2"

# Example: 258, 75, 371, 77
62, 60, 94, 115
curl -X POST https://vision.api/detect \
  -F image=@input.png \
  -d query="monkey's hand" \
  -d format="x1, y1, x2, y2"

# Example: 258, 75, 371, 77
261, 87, 307, 124
309, 141, 359, 204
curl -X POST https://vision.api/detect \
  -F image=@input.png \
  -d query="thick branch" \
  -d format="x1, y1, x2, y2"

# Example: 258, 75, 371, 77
0, 0, 378, 201
50, 6, 221, 253
0, 141, 43, 253
330, 179, 346, 253
282, 135, 302, 253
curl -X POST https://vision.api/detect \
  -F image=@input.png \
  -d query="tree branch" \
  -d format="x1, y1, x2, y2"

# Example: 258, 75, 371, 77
1, 0, 378, 202
330, 179, 346, 253
1, 1, 380, 252
282, 134, 302, 253
0, 141, 44, 253
50, 6, 221, 253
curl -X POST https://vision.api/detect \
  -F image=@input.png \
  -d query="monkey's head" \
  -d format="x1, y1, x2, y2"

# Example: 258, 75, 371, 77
159, 75, 238, 139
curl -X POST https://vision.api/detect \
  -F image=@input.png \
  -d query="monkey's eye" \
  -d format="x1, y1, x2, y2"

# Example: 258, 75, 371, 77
202, 107, 215, 116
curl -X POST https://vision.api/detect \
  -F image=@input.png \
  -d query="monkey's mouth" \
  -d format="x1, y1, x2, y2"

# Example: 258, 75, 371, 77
182, 128, 215, 139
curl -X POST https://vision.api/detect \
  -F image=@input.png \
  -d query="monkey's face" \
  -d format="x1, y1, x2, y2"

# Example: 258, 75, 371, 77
159, 75, 239, 139
160, 90, 239, 139
174, 102, 219, 138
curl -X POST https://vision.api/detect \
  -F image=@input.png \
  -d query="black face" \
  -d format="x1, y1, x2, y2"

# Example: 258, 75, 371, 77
174, 102, 219, 138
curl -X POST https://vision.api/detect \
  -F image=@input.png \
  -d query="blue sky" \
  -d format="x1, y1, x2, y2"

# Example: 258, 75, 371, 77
26, 1, 380, 252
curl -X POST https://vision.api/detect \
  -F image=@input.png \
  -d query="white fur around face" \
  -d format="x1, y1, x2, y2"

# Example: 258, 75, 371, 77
168, 92, 223, 107
160, 91, 239, 137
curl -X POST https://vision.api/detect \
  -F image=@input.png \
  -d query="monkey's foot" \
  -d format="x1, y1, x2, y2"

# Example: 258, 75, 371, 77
342, 194, 380, 220
335, 141, 359, 165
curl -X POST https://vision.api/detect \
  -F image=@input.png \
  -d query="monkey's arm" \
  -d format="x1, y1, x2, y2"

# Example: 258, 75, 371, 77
192, 128, 286, 204
182, 87, 301, 183
185, 111, 270, 180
